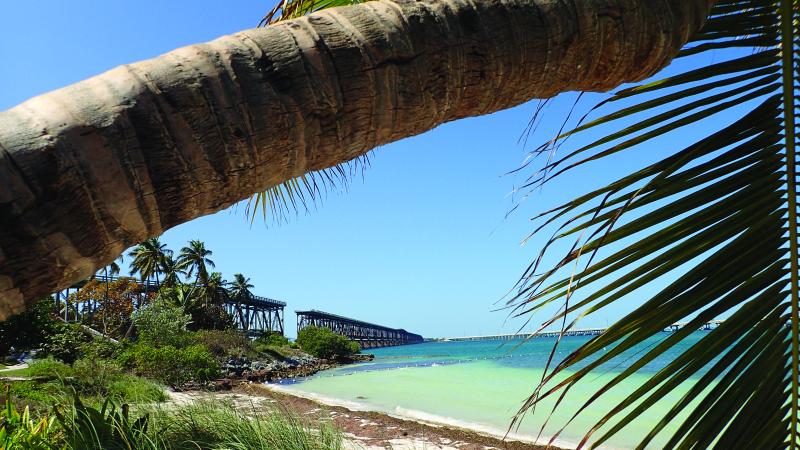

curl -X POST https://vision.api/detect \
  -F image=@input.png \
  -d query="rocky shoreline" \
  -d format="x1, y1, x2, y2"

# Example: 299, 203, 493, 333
219, 352, 374, 383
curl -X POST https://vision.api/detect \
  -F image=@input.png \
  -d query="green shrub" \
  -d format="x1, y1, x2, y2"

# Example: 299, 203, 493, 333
250, 332, 291, 357
27, 358, 74, 379
39, 324, 92, 364
72, 358, 123, 396
0, 299, 60, 357
22, 357, 165, 407
295, 327, 360, 360
189, 330, 249, 359
119, 344, 219, 387
133, 300, 191, 348
80, 338, 122, 360
253, 331, 290, 350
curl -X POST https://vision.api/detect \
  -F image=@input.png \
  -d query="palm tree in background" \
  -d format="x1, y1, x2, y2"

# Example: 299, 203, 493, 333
192, 271, 231, 330
158, 283, 196, 312
228, 273, 255, 327
200, 272, 228, 306
96, 256, 122, 281
177, 240, 215, 285
128, 238, 171, 287
227, 273, 254, 303
159, 253, 185, 289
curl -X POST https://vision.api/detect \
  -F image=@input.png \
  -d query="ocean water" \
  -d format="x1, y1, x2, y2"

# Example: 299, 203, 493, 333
274, 332, 714, 449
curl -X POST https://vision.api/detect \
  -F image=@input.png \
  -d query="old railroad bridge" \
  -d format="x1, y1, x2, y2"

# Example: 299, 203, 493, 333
54, 277, 424, 348
296, 310, 424, 349
56, 276, 287, 335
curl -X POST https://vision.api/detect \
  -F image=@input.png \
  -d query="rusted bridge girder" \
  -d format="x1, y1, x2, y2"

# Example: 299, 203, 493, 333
296, 310, 423, 349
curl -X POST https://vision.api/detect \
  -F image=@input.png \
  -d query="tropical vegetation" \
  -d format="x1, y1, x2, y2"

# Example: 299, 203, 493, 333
0, 0, 797, 448
54, 239, 241, 339
295, 326, 360, 360
1, 390, 343, 450
0, 265, 355, 448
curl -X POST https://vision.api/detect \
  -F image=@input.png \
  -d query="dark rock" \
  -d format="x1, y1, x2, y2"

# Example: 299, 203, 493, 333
217, 351, 371, 384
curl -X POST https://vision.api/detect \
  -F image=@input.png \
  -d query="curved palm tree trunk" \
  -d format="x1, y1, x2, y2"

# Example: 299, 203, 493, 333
0, 0, 714, 317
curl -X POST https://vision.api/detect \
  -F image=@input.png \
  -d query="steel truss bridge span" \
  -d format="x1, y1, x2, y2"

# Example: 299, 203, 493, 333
296, 310, 423, 349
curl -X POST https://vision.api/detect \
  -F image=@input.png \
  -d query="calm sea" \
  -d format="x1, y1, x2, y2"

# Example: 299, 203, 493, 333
273, 331, 713, 449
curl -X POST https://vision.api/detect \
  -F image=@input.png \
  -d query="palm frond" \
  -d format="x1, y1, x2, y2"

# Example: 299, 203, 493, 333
260, 0, 364, 25
511, 0, 800, 447
246, 0, 368, 225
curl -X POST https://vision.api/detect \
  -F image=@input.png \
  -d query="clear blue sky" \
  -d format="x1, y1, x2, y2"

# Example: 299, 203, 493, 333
0, 1, 739, 338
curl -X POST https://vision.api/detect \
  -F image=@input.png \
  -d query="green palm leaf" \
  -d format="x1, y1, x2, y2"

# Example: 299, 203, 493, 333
509, 0, 800, 448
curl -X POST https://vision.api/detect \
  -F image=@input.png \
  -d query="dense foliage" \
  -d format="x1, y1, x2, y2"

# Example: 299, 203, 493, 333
16, 358, 166, 408
255, 331, 291, 348
132, 300, 191, 348
0, 300, 60, 356
188, 329, 249, 358
296, 327, 359, 359
117, 344, 219, 387
0, 238, 348, 449
38, 325, 92, 365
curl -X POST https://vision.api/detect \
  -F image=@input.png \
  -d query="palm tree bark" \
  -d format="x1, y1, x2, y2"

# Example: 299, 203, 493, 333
0, 0, 714, 318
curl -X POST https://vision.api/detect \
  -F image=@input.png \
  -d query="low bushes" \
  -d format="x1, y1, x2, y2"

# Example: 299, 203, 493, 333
189, 329, 249, 359
105, 376, 166, 404
295, 327, 360, 360
11, 358, 166, 409
39, 324, 92, 364
255, 331, 291, 348
27, 358, 74, 379
118, 344, 219, 387
132, 300, 191, 348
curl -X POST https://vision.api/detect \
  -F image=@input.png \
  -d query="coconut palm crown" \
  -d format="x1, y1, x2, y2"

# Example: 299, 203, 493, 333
127, 238, 171, 286
227, 273, 254, 303
158, 253, 185, 289
177, 240, 216, 285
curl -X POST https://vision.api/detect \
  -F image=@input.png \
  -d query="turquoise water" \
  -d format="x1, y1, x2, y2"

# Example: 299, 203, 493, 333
275, 332, 713, 449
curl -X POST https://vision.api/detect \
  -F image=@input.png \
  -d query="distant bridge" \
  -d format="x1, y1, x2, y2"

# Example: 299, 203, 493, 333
296, 310, 423, 349
54, 275, 286, 335
433, 320, 724, 342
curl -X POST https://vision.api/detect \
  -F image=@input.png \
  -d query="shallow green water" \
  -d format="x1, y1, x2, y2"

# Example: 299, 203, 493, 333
276, 332, 712, 449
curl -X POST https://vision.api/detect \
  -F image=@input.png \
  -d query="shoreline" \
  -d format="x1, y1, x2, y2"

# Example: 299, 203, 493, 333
238, 383, 572, 450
